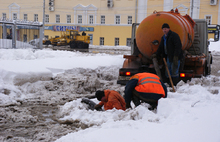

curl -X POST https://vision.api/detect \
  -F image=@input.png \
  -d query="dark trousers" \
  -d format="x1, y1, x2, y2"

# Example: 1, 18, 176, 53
166, 57, 180, 86
132, 90, 158, 110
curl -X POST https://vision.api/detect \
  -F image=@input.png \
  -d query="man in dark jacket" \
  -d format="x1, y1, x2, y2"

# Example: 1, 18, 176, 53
155, 23, 183, 85
124, 72, 167, 110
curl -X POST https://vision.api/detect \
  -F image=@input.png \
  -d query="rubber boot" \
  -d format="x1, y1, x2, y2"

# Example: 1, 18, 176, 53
166, 78, 171, 87
148, 102, 158, 110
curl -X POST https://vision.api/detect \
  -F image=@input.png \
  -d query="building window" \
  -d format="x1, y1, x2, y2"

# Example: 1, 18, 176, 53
24, 14, 28, 21
34, 35, 38, 39
126, 38, 131, 46
89, 15, 94, 24
101, 15, 105, 24
56, 15, 60, 23
45, 14, 49, 23
67, 15, 71, 23
107, 0, 113, 8
78, 15, 82, 24
100, 37, 104, 45
115, 15, 120, 24
34, 14, 38, 21
128, 16, 132, 24
2, 13, 6, 20
13, 13, 17, 20
205, 15, 212, 25
115, 38, 119, 46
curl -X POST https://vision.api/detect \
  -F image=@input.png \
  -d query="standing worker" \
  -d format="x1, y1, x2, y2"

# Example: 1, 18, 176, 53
94, 90, 126, 111
153, 23, 183, 86
124, 72, 167, 110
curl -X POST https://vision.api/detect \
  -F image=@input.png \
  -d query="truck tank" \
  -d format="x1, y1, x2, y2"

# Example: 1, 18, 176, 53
136, 9, 196, 59
117, 10, 212, 85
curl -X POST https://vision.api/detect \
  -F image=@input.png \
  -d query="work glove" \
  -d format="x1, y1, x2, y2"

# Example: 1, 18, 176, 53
173, 56, 179, 66
94, 104, 102, 110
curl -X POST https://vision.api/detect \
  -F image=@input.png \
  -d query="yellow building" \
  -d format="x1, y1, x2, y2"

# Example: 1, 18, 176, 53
1, 0, 220, 45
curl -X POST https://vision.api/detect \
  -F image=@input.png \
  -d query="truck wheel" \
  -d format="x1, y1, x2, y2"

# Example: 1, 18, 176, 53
204, 61, 211, 76
45, 41, 51, 45
84, 43, 89, 49
78, 42, 84, 49
70, 41, 77, 49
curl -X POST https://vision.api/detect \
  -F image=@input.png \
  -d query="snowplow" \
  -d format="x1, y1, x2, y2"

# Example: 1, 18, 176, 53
117, 9, 212, 85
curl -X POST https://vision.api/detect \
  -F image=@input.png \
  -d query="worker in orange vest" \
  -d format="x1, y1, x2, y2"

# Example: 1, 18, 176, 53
124, 72, 167, 110
94, 90, 126, 111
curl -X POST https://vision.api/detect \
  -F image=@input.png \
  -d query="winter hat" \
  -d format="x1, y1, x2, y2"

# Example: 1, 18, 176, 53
95, 90, 105, 101
162, 23, 170, 29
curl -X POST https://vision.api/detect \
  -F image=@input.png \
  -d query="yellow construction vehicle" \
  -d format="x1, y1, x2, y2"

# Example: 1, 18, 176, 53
45, 31, 69, 46
56, 30, 74, 46
69, 30, 90, 49
56, 30, 90, 49
43, 36, 60, 45
43, 30, 90, 49
51, 34, 65, 46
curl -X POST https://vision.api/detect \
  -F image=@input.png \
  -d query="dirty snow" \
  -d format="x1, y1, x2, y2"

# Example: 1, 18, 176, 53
0, 39, 220, 142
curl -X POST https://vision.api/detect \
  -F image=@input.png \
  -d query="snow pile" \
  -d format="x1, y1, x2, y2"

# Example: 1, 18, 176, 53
56, 76, 220, 142
0, 48, 124, 86
209, 39, 220, 55
0, 65, 123, 107
0, 46, 125, 106
29, 38, 40, 47
58, 99, 157, 125
0, 39, 36, 49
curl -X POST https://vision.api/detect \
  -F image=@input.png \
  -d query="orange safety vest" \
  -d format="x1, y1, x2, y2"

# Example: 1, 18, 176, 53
134, 73, 165, 97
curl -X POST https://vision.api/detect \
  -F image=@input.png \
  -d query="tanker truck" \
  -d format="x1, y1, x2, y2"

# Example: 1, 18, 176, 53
117, 9, 212, 85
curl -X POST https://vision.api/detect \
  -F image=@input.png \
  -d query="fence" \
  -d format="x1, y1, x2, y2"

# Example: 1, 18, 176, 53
0, 18, 43, 49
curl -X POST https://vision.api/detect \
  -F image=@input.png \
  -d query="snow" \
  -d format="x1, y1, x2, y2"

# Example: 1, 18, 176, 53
209, 38, 220, 55
0, 48, 124, 86
0, 39, 220, 142
0, 39, 36, 49
55, 79, 220, 142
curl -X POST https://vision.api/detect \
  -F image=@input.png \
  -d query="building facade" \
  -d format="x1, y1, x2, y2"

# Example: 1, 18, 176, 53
1, 0, 220, 45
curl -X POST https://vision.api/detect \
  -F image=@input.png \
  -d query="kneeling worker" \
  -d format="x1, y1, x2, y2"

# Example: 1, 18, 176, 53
124, 72, 167, 110
94, 90, 126, 111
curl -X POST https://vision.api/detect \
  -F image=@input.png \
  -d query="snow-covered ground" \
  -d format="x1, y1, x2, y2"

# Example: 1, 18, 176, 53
0, 39, 220, 142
